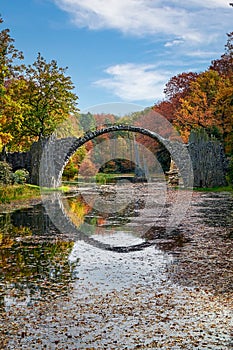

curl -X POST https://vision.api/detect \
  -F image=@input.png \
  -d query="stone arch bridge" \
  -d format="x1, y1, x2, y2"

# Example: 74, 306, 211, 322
2, 124, 227, 188
38, 124, 193, 188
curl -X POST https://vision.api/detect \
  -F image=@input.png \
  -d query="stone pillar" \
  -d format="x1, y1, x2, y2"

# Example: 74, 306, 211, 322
30, 139, 48, 186
166, 160, 180, 186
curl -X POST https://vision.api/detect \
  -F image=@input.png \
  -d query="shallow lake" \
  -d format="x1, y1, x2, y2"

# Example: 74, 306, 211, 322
0, 183, 233, 349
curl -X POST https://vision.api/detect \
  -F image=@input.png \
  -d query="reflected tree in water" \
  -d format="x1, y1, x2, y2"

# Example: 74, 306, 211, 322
0, 213, 76, 309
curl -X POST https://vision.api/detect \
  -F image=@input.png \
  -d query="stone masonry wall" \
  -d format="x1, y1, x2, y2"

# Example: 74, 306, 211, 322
1, 125, 228, 188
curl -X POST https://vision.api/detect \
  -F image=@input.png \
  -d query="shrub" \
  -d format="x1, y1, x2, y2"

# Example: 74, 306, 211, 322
62, 161, 78, 181
0, 161, 13, 185
12, 169, 29, 184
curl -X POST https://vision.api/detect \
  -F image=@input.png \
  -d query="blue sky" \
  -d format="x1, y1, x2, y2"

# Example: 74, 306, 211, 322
1, 0, 232, 113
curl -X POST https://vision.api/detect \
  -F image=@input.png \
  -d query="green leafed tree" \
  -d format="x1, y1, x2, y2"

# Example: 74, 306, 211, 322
0, 17, 24, 86
14, 53, 79, 140
0, 16, 24, 150
1, 17, 79, 151
79, 112, 96, 132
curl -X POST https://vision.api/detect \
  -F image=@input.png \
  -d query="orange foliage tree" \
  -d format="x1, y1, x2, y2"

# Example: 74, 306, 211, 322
153, 32, 233, 153
174, 70, 233, 149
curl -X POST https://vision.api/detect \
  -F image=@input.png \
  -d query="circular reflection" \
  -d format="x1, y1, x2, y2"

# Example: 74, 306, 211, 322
39, 102, 193, 251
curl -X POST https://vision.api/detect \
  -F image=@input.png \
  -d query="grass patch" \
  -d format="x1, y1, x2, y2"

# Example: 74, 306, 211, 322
41, 185, 71, 193
63, 173, 136, 186
0, 184, 71, 204
96, 173, 116, 185
0, 184, 41, 204
193, 185, 233, 192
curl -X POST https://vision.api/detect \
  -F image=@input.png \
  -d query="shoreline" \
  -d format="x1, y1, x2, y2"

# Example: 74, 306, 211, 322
0, 196, 42, 213
0, 182, 232, 213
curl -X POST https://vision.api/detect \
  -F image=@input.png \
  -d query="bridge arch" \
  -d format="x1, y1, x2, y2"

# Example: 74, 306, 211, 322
39, 124, 193, 188
39, 124, 193, 251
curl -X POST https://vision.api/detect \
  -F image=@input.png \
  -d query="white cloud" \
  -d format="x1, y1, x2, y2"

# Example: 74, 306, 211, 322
164, 39, 184, 47
54, 0, 188, 37
94, 63, 170, 101
53, 0, 232, 104
186, 50, 222, 58
54, 0, 231, 44
170, 0, 228, 9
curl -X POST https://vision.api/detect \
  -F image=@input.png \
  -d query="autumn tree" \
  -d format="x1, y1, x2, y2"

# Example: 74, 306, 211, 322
13, 53, 79, 140
164, 72, 198, 101
213, 78, 233, 153
0, 17, 24, 150
152, 32, 233, 152
210, 32, 233, 152
174, 70, 233, 148
152, 100, 175, 122
153, 72, 198, 126
79, 157, 97, 178
210, 32, 233, 78
93, 113, 116, 128
62, 146, 86, 181
1, 17, 79, 151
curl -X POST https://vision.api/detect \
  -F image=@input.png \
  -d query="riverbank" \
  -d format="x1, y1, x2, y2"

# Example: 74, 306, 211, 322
0, 184, 41, 207
193, 185, 233, 192
1, 181, 232, 214
0, 184, 70, 212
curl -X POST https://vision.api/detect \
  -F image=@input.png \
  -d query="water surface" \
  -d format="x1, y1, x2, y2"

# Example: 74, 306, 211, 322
0, 185, 232, 349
